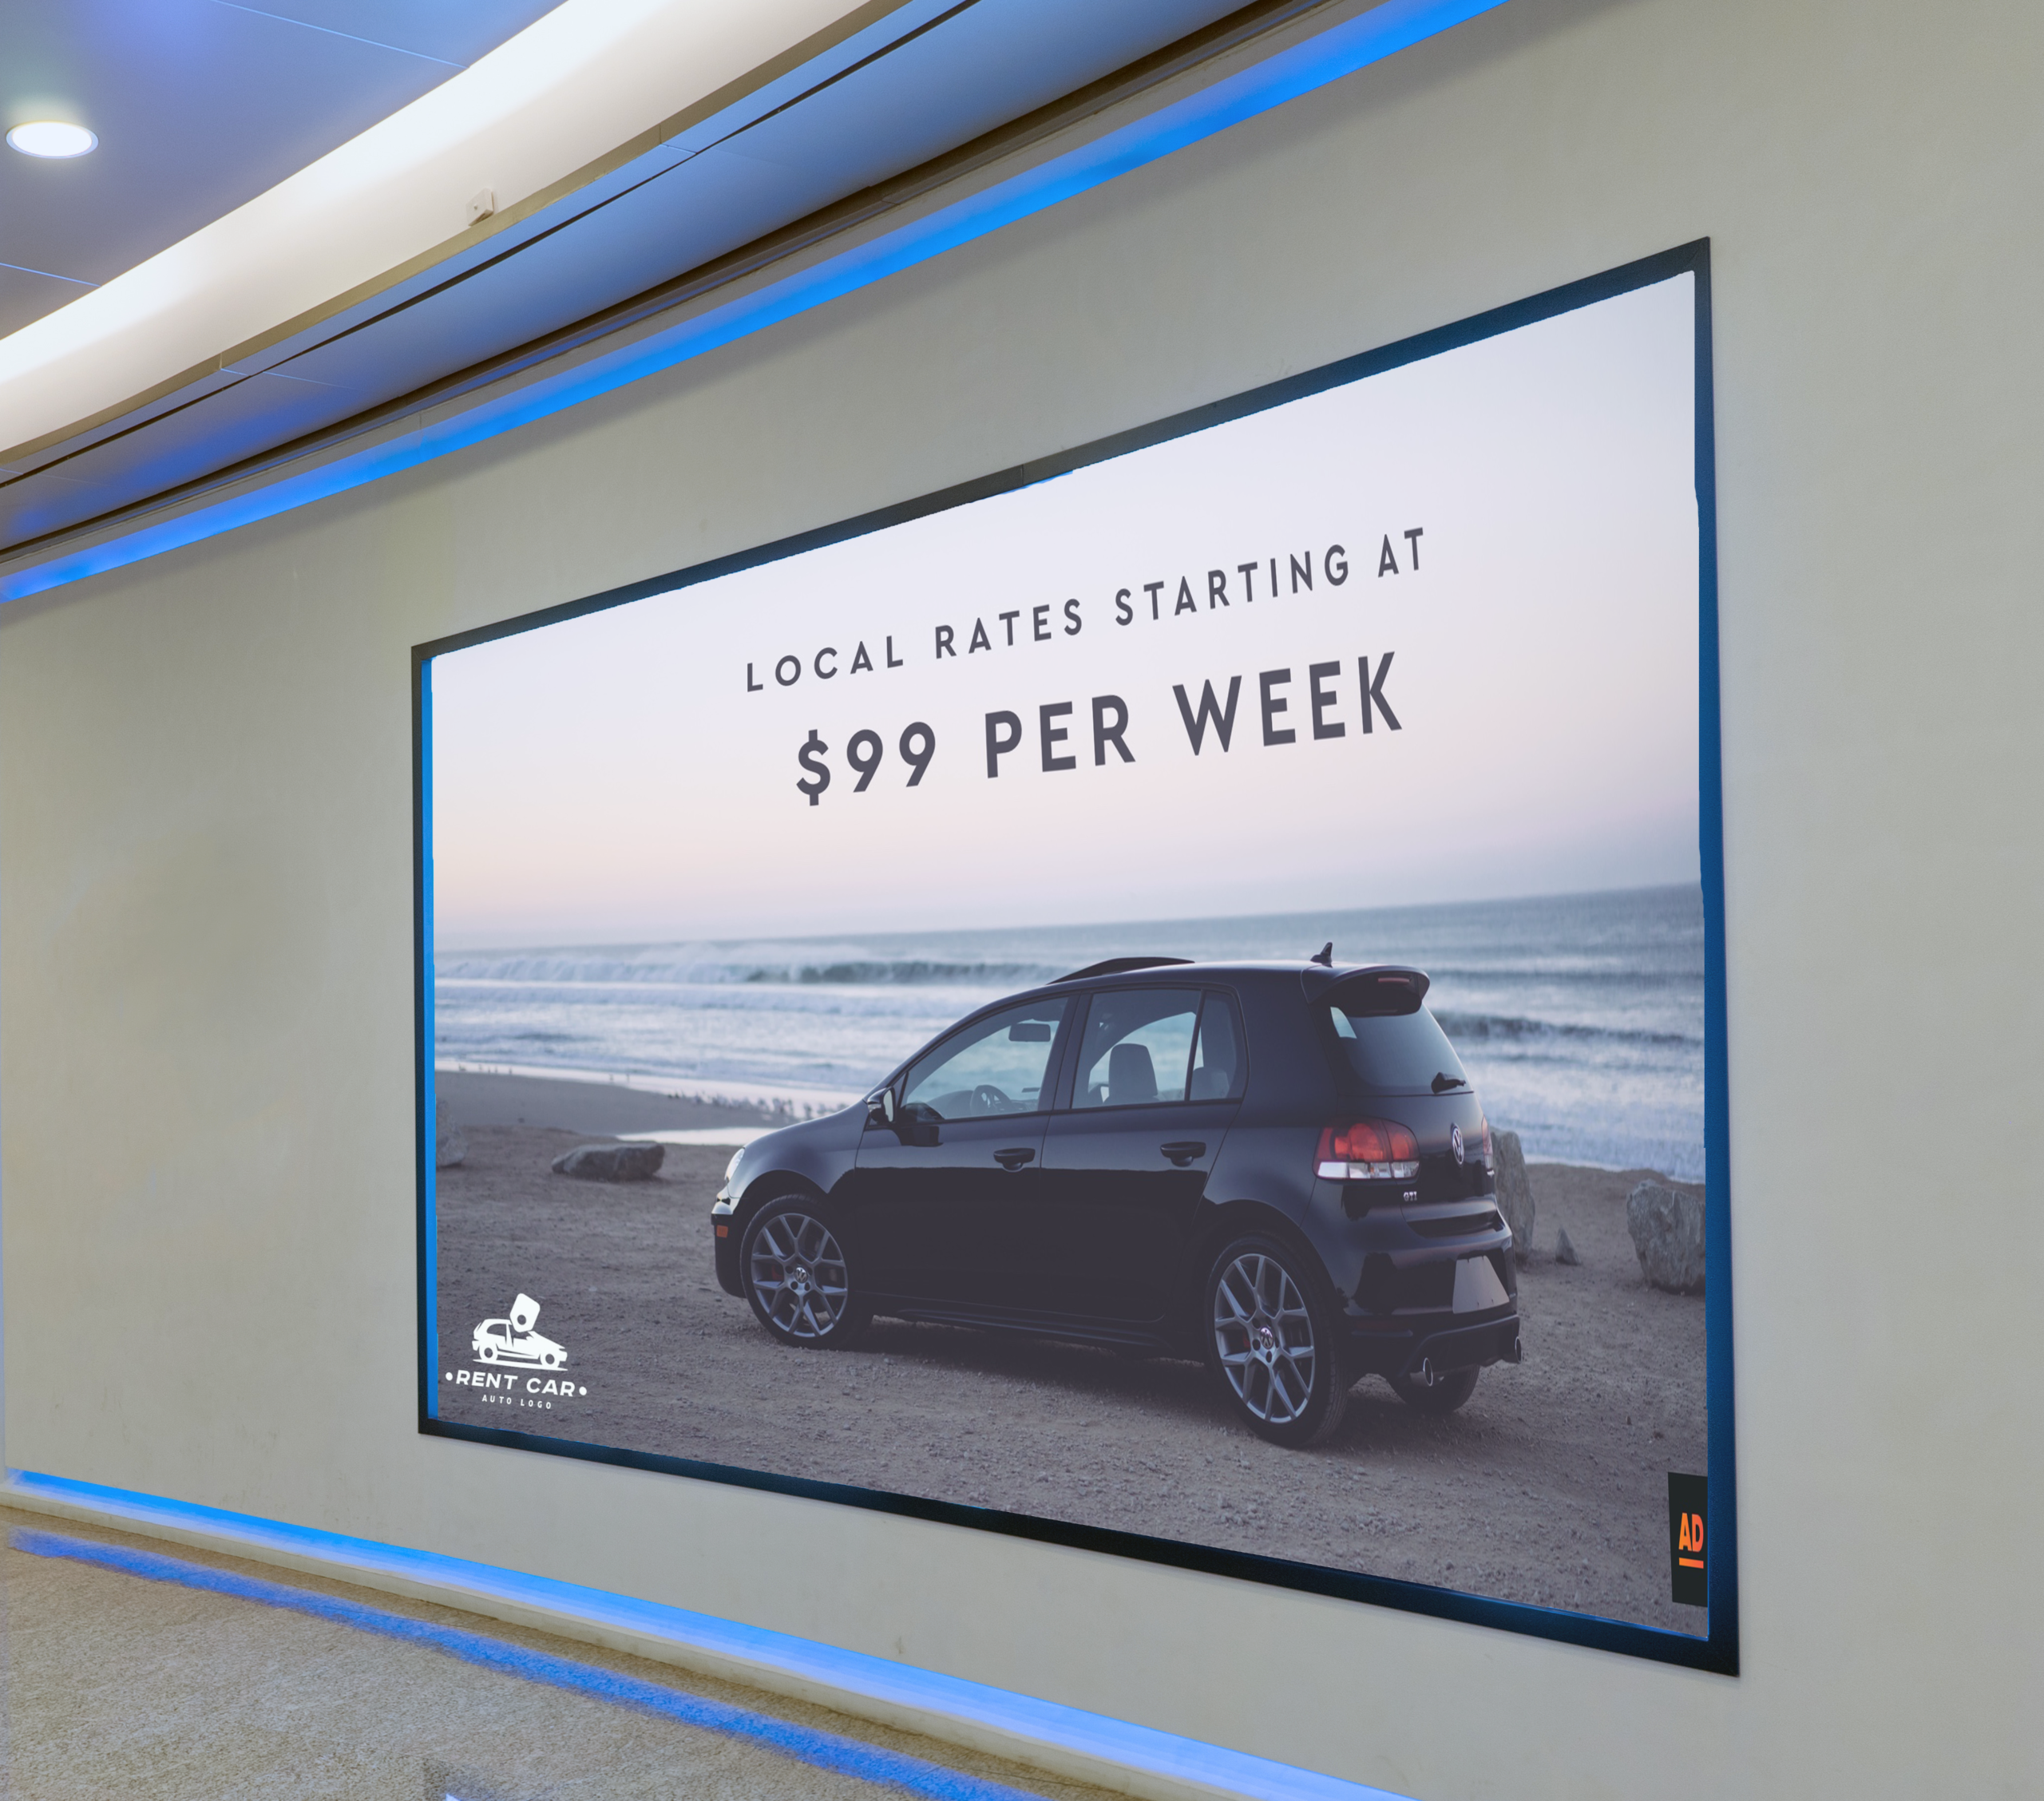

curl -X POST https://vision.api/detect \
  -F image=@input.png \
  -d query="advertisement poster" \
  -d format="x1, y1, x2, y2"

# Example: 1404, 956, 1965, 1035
421, 253, 1728, 1660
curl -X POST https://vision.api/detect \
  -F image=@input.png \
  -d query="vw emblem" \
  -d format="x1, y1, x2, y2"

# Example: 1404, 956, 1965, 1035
1450, 1124, 1464, 1165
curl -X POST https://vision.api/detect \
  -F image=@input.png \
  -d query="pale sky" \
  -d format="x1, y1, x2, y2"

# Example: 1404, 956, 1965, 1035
431, 275, 1700, 948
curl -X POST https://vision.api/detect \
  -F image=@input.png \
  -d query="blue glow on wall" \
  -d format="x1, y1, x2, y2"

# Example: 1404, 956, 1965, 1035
15, 1526, 1052, 1801
7, 1470, 1410, 1801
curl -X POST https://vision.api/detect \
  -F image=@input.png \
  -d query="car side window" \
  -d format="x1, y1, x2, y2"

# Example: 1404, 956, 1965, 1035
901, 997, 1068, 1120
1071, 988, 1203, 1108
1188, 991, 1247, 1102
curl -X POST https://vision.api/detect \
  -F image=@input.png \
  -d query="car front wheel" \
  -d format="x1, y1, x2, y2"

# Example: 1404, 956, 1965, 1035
741, 1197, 870, 1348
1205, 1235, 1349, 1447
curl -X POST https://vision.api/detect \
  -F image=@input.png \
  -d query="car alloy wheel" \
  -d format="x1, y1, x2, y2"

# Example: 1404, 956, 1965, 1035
1206, 1235, 1349, 1447
743, 1199, 868, 1348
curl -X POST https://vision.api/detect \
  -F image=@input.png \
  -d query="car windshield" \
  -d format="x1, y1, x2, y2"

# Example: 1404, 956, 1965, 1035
901, 997, 1068, 1119
1328, 1003, 1469, 1095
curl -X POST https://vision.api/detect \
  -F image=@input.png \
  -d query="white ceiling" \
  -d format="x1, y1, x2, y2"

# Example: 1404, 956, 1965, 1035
0, 0, 567, 338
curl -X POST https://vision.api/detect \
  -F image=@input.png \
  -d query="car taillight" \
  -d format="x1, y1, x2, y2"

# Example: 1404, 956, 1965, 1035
1316, 1119, 1420, 1182
1480, 1119, 1495, 1176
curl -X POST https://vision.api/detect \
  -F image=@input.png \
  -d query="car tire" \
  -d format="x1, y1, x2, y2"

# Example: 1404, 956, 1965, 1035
478, 1344, 498, 1363
741, 1197, 870, 1348
1204, 1233, 1350, 1447
1388, 1364, 1480, 1415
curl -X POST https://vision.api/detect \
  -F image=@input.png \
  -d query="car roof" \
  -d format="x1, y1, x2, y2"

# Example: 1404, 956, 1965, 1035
1044, 959, 1427, 986
871, 960, 1436, 1087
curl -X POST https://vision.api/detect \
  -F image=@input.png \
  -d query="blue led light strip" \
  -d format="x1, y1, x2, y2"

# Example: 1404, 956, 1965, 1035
14, 1526, 1051, 1801
6, 1471, 1411, 1801
0, 0, 1507, 604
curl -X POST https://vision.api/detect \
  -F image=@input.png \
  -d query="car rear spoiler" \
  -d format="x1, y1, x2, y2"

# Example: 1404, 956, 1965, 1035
1307, 964, 1431, 1015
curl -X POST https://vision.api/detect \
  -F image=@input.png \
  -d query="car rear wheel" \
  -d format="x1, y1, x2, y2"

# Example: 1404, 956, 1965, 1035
1389, 1364, 1480, 1415
741, 1197, 869, 1348
1205, 1235, 1349, 1447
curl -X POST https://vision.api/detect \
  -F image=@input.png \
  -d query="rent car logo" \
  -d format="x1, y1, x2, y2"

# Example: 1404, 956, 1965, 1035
443, 1292, 587, 1409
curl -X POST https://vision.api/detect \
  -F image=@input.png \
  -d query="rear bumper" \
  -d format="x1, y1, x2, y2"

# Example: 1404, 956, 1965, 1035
1345, 1306, 1520, 1378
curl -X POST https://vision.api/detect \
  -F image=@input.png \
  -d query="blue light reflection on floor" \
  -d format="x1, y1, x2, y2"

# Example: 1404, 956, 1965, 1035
13, 1527, 1048, 1801
0, 0, 1509, 604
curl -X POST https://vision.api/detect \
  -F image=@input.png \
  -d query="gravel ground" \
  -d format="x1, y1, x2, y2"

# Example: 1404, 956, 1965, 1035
434, 1126, 1707, 1636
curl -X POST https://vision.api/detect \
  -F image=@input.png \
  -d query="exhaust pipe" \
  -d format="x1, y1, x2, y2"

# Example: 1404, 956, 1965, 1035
1409, 1357, 1436, 1388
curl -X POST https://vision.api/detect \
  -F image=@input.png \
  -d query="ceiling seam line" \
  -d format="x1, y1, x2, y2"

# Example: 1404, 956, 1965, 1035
0, 261, 98, 287
204, 0, 465, 68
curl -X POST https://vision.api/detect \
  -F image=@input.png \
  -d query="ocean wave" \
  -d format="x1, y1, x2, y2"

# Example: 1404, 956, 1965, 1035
1432, 1010, 1699, 1051
1414, 960, 1701, 987
740, 959, 1057, 987
434, 945, 1062, 988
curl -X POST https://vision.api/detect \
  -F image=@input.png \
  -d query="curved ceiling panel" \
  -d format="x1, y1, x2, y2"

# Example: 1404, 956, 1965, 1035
0, 0, 1373, 559
0, 0, 570, 337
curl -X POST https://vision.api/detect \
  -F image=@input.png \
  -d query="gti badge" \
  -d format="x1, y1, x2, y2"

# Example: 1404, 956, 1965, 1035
1451, 1124, 1465, 1165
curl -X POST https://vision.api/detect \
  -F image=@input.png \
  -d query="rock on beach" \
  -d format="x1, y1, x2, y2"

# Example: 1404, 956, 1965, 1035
434, 1098, 467, 1169
1492, 1128, 1535, 1265
551, 1142, 665, 1182
1626, 1180, 1705, 1294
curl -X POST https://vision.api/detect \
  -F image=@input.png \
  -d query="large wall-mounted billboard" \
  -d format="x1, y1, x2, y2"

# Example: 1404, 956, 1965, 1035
416, 243, 1733, 1670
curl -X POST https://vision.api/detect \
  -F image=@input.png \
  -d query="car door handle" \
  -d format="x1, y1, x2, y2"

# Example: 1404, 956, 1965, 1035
993, 1147, 1036, 1170
1160, 1141, 1206, 1167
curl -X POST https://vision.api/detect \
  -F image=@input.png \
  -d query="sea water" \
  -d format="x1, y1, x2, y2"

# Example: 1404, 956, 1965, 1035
434, 884, 1705, 1180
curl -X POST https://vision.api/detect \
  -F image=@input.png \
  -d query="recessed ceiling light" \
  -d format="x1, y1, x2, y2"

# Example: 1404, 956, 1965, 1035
7, 122, 98, 159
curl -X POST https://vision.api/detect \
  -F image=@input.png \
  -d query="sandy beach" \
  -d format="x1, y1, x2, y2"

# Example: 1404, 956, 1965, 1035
432, 1081, 1708, 1637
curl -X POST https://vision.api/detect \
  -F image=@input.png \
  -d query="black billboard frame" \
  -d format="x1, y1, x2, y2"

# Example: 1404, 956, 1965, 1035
412, 237, 1737, 1675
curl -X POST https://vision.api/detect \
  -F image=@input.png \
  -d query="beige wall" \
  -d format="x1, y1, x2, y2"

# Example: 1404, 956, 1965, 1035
5, 1, 2039, 1795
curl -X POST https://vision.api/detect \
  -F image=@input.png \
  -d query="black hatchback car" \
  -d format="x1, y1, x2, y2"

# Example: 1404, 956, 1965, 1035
711, 956, 1520, 1446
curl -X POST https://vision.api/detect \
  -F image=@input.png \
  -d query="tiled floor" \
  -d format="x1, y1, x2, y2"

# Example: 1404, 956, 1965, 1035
0, 1506, 1125, 1801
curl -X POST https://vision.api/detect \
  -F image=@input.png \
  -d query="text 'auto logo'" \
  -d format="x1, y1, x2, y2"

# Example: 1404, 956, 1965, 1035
445, 1292, 587, 1406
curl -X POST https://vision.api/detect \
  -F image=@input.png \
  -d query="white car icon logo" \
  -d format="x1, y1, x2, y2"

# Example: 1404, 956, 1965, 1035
471, 1292, 567, 1369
